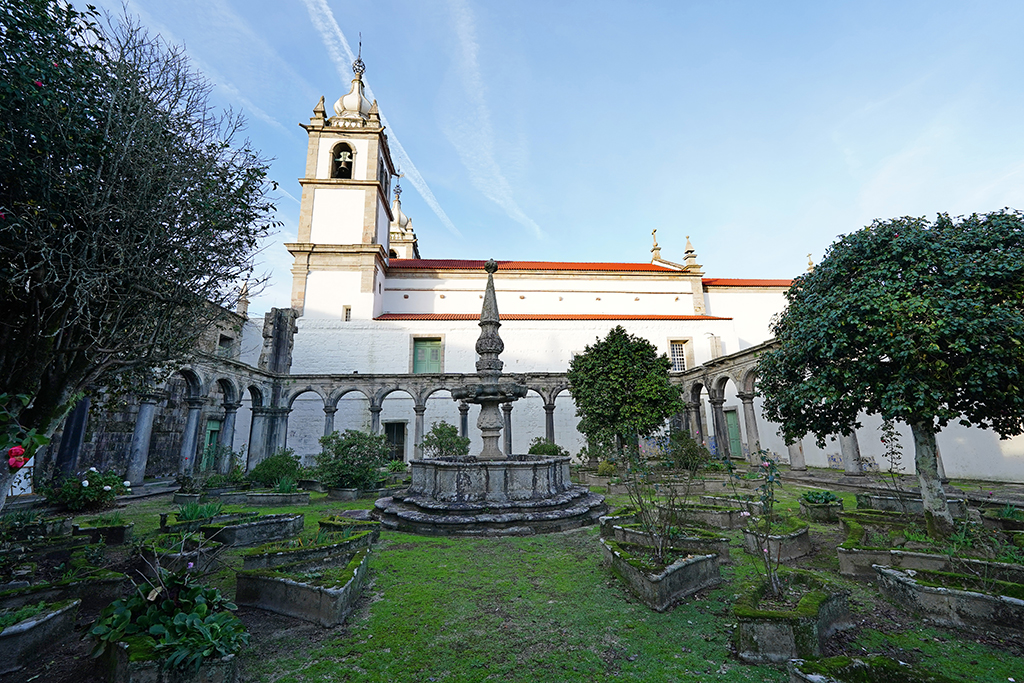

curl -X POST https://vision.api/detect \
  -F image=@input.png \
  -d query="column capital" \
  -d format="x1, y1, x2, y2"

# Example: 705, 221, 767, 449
184, 397, 207, 409
708, 397, 725, 407
502, 402, 513, 413
323, 406, 338, 415
542, 403, 555, 412
413, 404, 426, 415
369, 405, 383, 414
736, 392, 755, 402
222, 402, 241, 412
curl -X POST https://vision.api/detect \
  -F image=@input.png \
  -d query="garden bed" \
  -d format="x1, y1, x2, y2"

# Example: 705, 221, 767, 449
659, 503, 750, 530
242, 524, 379, 570
159, 510, 258, 534
0, 599, 80, 675
235, 548, 370, 626
0, 516, 73, 542
605, 522, 731, 562
600, 538, 721, 612
732, 569, 852, 664
699, 495, 764, 514
855, 493, 968, 517
244, 491, 311, 507
742, 523, 812, 562
799, 499, 844, 523
981, 508, 1024, 532
201, 513, 304, 547
0, 567, 126, 612
104, 640, 238, 683
72, 522, 134, 545
139, 534, 224, 576
874, 564, 1024, 634
327, 485, 404, 501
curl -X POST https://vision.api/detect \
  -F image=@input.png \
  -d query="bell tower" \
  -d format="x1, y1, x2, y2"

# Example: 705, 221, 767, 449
285, 54, 397, 318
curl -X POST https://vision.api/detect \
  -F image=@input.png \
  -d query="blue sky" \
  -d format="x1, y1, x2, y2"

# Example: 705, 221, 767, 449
83, 0, 1024, 316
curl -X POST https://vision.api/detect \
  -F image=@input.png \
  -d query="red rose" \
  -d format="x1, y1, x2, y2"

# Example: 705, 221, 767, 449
9, 456, 26, 470
8, 446, 25, 459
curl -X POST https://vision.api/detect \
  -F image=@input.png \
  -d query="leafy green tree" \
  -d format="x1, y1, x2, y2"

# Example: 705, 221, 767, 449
0, 0, 277, 488
567, 325, 683, 452
420, 421, 470, 459
758, 211, 1024, 538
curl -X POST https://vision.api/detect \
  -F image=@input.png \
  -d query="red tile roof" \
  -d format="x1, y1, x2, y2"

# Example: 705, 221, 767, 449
388, 259, 678, 273
376, 313, 732, 321
701, 278, 792, 287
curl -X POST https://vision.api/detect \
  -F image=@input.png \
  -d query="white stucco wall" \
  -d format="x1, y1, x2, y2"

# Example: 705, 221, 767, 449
309, 189, 366, 245
703, 287, 788, 351
315, 137, 370, 180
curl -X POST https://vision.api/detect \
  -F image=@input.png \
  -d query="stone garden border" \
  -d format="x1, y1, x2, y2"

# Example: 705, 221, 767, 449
104, 641, 238, 683
72, 522, 134, 545
874, 565, 1024, 634
605, 523, 731, 563
732, 569, 852, 665
799, 499, 844, 523
742, 525, 812, 562
600, 538, 721, 612
788, 656, 961, 683
855, 493, 967, 517
241, 524, 379, 570
244, 491, 311, 507
235, 548, 370, 626
0, 569, 126, 612
200, 514, 304, 548
0, 599, 79, 674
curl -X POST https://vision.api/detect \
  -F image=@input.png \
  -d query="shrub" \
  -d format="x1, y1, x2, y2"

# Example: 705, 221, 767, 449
273, 476, 298, 494
527, 437, 569, 457
419, 421, 470, 459
386, 459, 407, 473
802, 490, 841, 505
316, 430, 389, 490
661, 430, 710, 471
176, 501, 223, 521
90, 566, 248, 672
596, 460, 616, 477
41, 468, 129, 511
247, 448, 301, 488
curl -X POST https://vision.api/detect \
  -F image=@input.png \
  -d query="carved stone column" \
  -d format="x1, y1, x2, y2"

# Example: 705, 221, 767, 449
687, 402, 704, 444
178, 397, 206, 476
458, 402, 469, 438
709, 397, 729, 459
839, 431, 863, 476
736, 392, 761, 465
126, 394, 159, 485
246, 406, 271, 471
217, 402, 240, 473
502, 402, 513, 456
413, 405, 426, 460
370, 405, 382, 435
787, 439, 807, 471
323, 406, 337, 437
543, 403, 555, 444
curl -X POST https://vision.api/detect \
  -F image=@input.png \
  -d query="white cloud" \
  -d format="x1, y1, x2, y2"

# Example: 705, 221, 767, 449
441, 0, 544, 239
299, 0, 462, 237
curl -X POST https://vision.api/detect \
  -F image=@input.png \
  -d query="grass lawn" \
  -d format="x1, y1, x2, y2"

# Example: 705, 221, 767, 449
57, 483, 1024, 682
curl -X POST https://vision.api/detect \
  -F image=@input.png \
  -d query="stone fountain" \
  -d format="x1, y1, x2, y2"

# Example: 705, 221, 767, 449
373, 260, 607, 536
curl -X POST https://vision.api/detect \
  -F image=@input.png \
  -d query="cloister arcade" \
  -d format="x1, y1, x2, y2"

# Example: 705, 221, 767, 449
122, 340, 869, 483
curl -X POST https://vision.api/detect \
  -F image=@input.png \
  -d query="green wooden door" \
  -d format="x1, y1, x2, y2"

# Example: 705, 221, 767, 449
413, 339, 442, 373
725, 410, 743, 460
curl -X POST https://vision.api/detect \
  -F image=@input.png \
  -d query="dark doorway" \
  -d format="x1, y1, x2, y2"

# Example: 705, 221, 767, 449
384, 422, 406, 462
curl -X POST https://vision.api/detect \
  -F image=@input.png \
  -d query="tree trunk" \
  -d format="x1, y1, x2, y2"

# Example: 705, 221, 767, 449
911, 420, 954, 539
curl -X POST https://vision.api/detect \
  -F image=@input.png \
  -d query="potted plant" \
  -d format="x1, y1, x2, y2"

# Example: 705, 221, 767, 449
90, 565, 248, 681
316, 430, 388, 499
799, 490, 844, 522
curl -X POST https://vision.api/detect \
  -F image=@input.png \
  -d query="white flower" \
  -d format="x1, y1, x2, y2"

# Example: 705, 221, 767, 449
89, 467, 98, 472
103, 485, 111, 491
81, 480, 89, 487
123, 481, 131, 487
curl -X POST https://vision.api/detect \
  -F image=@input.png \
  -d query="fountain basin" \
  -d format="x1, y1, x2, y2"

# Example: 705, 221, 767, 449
408, 455, 572, 503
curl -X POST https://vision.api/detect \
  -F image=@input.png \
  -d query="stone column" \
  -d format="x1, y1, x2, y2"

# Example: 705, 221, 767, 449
502, 402, 513, 456
413, 405, 426, 460
458, 402, 469, 438
178, 397, 206, 476
323, 406, 337, 437
787, 439, 807, 471
126, 394, 159, 485
543, 403, 555, 444
246, 406, 270, 471
709, 397, 729, 459
54, 397, 91, 477
216, 402, 240, 473
268, 407, 290, 453
370, 405, 382, 435
839, 431, 863, 476
736, 392, 761, 465
687, 402, 704, 444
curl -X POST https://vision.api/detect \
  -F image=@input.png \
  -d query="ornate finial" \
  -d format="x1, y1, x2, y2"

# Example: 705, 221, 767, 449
651, 228, 658, 248
394, 182, 402, 200
807, 253, 815, 272
650, 229, 662, 261
313, 96, 325, 116
485, 259, 498, 274
352, 34, 366, 76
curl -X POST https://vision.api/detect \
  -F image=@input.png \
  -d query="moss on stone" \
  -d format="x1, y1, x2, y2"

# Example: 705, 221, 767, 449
795, 655, 963, 682
905, 568, 1024, 601
732, 568, 838, 620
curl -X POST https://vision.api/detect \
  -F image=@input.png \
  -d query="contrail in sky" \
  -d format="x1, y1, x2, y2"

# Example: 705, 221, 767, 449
300, 0, 462, 238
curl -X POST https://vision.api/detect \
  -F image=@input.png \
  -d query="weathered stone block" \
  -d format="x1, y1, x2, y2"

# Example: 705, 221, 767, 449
600, 539, 721, 612
0, 599, 79, 674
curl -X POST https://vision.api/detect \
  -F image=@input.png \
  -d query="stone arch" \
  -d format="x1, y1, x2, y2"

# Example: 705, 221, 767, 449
326, 386, 372, 410
176, 367, 205, 399
286, 386, 327, 409
287, 388, 327, 465
213, 377, 239, 405
330, 141, 355, 179
740, 368, 758, 395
